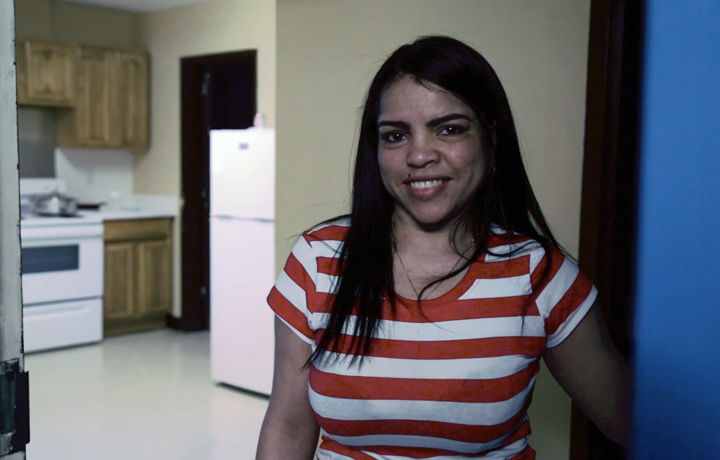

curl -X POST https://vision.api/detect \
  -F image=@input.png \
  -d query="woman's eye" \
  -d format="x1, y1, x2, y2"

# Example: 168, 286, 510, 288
440, 125, 468, 136
381, 132, 407, 143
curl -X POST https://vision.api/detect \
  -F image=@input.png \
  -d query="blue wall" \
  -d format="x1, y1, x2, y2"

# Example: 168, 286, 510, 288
633, 1, 720, 458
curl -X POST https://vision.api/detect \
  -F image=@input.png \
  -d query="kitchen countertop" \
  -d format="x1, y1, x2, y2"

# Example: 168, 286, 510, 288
78, 208, 176, 221
77, 194, 179, 221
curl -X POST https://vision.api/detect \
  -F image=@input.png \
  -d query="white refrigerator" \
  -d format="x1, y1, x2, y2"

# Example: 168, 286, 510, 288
209, 128, 275, 395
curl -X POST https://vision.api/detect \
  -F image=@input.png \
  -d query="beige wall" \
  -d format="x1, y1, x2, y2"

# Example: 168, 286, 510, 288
134, 0, 276, 316
277, 1, 591, 458
14, 0, 140, 48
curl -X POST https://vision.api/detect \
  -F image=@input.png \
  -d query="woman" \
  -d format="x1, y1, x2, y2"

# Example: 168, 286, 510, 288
256, 36, 629, 460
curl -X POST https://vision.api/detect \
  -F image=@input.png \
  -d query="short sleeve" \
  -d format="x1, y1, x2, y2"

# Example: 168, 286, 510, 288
267, 234, 319, 346
534, 249, 598, 348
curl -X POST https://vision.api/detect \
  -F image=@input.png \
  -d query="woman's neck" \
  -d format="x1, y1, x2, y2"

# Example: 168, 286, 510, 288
392, 214, 474, 258
391, 215, 475, 300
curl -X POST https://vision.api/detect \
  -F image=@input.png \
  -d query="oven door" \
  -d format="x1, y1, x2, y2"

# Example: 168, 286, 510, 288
21, 224, 104, 305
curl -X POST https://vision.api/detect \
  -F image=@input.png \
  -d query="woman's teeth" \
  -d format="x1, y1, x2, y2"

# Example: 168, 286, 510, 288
410, 180, 445, 189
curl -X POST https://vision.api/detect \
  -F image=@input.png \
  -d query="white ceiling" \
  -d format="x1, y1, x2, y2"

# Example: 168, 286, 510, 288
53, 0, 213, 13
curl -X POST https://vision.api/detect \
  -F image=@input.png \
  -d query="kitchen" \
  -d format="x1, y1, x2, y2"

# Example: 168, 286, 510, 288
17, 25, 179, 348
14, 0, 277, 458
9, 0, 594, 459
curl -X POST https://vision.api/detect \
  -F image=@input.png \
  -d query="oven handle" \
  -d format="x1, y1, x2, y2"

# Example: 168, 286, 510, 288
20, 225, 104, 242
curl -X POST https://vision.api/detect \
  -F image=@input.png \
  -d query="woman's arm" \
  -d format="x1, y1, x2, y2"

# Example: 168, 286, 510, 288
543, 301, 630, 447
256, 317, 320, 460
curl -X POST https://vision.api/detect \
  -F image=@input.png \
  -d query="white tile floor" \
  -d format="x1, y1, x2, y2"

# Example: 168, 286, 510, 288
24, 329, 269, 460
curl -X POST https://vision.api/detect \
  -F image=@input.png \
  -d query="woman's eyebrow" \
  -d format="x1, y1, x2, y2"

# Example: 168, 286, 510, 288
377, 120, 410, 130
427, 114, 473, 128
378, 114, 473, 130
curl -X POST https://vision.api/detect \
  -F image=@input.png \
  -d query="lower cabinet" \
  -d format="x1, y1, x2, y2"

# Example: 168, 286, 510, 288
103, 218, 173, 336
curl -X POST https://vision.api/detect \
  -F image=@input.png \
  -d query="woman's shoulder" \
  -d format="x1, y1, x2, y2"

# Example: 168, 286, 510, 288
303, 215, 351, 242
487, 227, 543, 250
284, 217, 349, 278
485, 226, 566, 262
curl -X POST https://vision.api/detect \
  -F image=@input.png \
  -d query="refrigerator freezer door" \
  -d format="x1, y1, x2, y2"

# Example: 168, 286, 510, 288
210, 217, 275, 395
210, 129, 275, 220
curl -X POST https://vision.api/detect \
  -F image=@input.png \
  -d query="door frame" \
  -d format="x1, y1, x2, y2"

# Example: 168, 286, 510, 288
170, 50, 257, 332
572, 0, 644, 458
1, 1, 29, 457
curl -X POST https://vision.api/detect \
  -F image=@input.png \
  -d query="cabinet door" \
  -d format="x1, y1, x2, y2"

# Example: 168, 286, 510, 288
103, 242, 136, 321
23, 40, 76, 107
117, 51, 150, 150
136, 238, 172, 316
74, 46, 121, 147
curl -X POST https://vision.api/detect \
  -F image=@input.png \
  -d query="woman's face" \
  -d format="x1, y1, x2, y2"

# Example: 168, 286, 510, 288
377, 75, 485, 231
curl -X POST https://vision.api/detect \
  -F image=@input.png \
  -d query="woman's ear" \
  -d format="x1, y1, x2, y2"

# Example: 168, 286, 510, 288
490, 121, 498, 148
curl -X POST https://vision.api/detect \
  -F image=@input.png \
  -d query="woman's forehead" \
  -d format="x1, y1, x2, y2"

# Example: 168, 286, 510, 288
378, 75, 474, 121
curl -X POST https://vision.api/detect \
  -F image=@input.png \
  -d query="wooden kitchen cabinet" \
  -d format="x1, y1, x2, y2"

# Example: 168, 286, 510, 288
16, 39, 76, 107
103, 218, 172, 336
58, 46, 120, 148
104, 242, 136, 321
57, 46, 150, 151
136, 239, 172, 316
117, 51, 150, 150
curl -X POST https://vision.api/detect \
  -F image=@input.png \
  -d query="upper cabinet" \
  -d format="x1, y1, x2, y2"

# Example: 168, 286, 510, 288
17, 38, 151, 152
58, 46, 121, 148
57, 46, 150, 151
16, 39, 76, 107
116, 51, 150, 150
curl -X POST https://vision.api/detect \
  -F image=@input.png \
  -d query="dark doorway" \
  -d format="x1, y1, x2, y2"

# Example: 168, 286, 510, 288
168, 50, 257, 331
572, 0, 644, 459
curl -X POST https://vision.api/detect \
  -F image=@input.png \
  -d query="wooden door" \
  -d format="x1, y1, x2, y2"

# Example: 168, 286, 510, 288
74, 46, 120, 147
571, 0, 643, 458
136, 238, 172, 316
117, 51, 150, 150
103, 242, 136, 321
23, 40, 76, 107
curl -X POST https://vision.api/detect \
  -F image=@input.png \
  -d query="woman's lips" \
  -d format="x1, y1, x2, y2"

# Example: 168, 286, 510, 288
409, 179, 446, 189
406, 178, 449, 199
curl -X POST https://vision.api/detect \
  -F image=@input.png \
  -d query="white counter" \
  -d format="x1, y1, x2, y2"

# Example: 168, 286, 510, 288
78, 209, 176, 221
77, 194, 179, 221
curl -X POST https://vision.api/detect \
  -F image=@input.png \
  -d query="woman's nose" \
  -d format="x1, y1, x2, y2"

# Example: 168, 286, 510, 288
407, 136, 439, 168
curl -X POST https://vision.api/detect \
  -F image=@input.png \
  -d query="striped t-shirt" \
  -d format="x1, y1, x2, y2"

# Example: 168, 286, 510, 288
268, 220, 597, 460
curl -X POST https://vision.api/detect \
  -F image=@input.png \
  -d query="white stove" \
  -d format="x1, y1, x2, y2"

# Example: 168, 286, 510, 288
20, 179, 104, 353
21, 214, 102, 227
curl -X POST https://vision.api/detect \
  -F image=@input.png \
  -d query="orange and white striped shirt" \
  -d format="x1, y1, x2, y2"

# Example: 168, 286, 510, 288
268, 220, 596, 460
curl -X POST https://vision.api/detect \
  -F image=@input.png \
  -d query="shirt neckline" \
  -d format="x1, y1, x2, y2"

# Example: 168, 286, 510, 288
394, 259, 481, 308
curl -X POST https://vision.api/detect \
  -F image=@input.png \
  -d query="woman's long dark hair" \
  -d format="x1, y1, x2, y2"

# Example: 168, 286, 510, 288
310, 35, 561, 366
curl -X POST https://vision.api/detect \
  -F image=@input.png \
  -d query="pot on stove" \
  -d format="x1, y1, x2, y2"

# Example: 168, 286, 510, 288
33, 191, 79, 216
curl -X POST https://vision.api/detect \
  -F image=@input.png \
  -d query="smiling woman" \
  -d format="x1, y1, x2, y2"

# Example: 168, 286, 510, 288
378, 76, 486, 234
256, 36, 629, 460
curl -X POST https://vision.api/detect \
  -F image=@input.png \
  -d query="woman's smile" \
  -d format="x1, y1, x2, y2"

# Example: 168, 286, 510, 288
405, 178, 450, 201
408, 179, 447, 190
